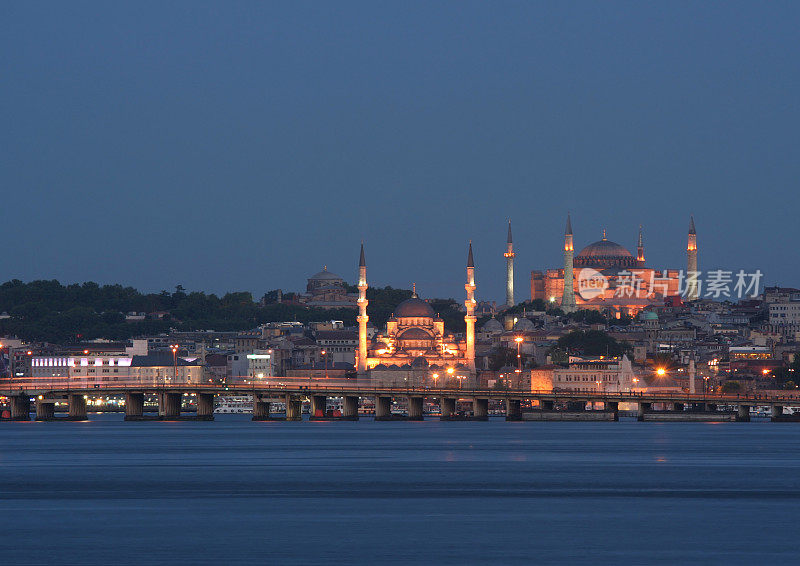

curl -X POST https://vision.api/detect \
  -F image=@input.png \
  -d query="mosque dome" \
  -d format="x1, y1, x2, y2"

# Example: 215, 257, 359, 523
309, 268, 343, 281
395, 297, 435, 318
398, 327, 433, 340
482, 318, 504, 333
514, 317, 535, 331
640, 311, 659, 321
575, 238, 637, 269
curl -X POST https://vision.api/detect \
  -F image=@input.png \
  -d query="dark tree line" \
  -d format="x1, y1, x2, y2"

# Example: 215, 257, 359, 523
0, 280, 467, 344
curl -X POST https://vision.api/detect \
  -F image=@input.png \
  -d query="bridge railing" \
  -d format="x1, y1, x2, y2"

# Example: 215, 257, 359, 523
3, 376, 800, 405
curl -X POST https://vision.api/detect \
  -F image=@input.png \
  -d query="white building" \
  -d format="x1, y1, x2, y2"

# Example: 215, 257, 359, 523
29, 352, 202, 384
769, 302, 800, 326
227, 349, 275, 382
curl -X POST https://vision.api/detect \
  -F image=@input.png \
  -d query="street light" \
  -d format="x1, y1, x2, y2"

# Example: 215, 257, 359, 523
170, 344, 179, 384
514, 336, 523, 375
321, 349, 328, 379
432, 373, 439, 387
656, 367, 666, 377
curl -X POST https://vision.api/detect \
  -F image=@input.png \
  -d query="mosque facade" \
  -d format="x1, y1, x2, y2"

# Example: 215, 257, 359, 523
529, 215, 699, 316
356, 243, 476, 386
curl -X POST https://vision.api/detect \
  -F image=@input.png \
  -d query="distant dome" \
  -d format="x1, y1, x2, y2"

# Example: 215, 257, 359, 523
575, 238, 637, 269
482, 318, 504, 333
309, 268, 343, 281
395, 297, 434, 318
640, 311, 659, 321
514, 318, 535, 331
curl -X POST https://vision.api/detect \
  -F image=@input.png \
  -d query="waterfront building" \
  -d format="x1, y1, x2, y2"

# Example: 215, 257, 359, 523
531, 355, 637, 393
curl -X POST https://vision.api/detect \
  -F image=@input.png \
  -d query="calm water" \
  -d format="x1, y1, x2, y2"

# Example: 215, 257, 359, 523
1, 415, 799, 565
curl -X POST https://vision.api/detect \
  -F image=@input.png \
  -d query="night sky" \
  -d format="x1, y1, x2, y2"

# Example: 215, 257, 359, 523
3, 2, 798, 302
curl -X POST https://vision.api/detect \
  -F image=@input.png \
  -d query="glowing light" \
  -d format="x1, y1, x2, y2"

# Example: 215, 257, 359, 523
514, 336, 523, 343
656, 368, 666, 376
446, 367, 454, 375
549, 296, 556, 303
762, 369, 771, 375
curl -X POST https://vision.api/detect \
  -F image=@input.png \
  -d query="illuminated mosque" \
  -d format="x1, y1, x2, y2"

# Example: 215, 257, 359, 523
527, 215, 700, 316
355, 243, 476, 385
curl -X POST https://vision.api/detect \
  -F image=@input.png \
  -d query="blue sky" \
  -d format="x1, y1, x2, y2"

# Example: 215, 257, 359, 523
3, 2, 798, 302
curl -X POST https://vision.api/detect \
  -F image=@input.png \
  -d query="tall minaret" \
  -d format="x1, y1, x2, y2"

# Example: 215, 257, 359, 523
636, 225, 645, 265
465, 241, 477, 372
561, 214, 576, 312
356, 242, 369, 374
686, 216, 699, 301
504, 220, 515, 307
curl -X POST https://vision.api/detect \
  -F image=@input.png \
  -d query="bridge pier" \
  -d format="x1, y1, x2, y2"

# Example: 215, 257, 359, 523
472, 398, 488, 421
10, 395, 31, 421
310, 395, 327, 419
671, 402, 685, 412
737, 404, 751, 422
637, 402, 651, 421
158, 392, 182, 419
35, 399, 56, 421
606, 401, 620, 421
196, 393, 215, 420
343, 396, 359, 420
505, 399, 522, 421
124, 392, 145, 420
68, 394, 88, 421
439, 397, 456, 420
253, 399, 271, 420
285, 395, 301, 421
540, 399, 554, 411
771, 405, 784, 421
375, 396, 392, 421
407, 396, 423, 421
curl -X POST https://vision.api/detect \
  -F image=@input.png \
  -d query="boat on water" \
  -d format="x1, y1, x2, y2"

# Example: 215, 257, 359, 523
214, 395, 253, 414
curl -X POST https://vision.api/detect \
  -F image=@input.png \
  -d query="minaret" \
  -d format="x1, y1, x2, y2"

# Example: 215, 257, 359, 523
356, 243, 369, 375
504, 220, 515, 307
561, 214, 576, 313
636, 225, 645, 265
686, 216, 699, 301
465, 241, 477, 372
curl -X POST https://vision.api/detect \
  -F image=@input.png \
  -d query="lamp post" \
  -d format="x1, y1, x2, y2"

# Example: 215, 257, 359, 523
170, 344, 179, 384
321, 349, 328, 379
432, 373, 439, 388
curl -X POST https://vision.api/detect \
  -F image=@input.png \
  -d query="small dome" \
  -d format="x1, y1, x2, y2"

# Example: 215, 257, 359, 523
640, 311, 659, 321
482, 318, 504, 333
395, 297, 434, 318
514, 318, 535, 331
